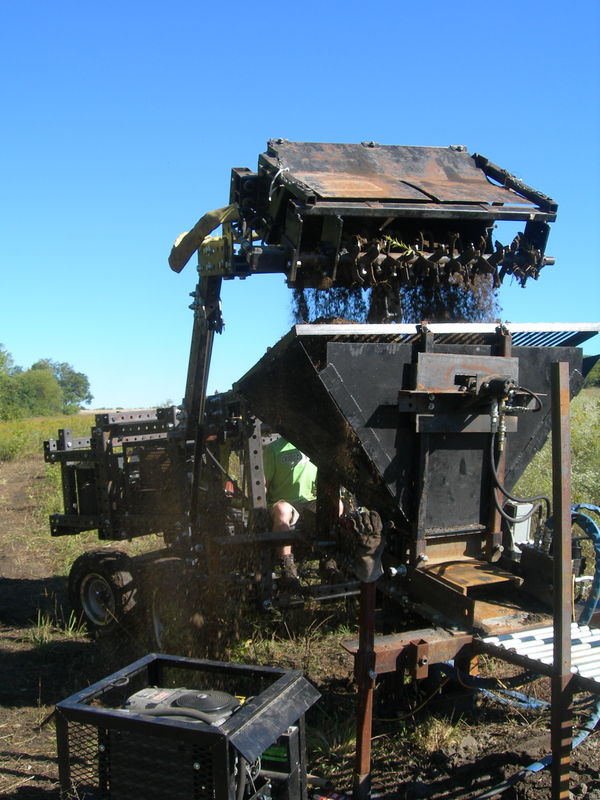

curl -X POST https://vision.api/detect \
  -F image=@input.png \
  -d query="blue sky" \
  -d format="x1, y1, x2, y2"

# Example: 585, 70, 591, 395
1, 0, 598, 409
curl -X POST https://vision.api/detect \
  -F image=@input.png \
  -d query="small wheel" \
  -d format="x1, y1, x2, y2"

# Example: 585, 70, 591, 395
68, 549, 137, 634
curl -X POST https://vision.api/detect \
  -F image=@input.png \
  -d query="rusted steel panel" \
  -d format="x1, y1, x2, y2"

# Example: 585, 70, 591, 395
291, 170, 428, 201
353, 582, 377, 800
407, 567, 474, 627
267, 141, 538, 206
414, 352, 519, 392
342, 628, 473, 675
422, 559, 523, 594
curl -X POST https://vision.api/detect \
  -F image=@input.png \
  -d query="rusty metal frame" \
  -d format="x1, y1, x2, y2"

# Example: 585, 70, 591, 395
346, 360, 583, 800
343, 628, 473, 678
550, 361, 573, 799
224, 141, 560, 293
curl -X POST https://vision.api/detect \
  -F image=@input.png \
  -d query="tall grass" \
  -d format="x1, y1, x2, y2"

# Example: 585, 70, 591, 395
0, 411, 153, 579
514, 388, 600, 507
0, 413, 94, 461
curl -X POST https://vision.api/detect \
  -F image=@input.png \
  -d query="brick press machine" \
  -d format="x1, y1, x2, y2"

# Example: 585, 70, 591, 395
46, 141, 600, 798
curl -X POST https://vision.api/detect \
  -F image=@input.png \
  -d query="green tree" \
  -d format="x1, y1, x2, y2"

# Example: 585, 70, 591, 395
0, 344, 15, 374
0, 347, 93, 420
31, 359, 93, 412
14, 367, 64, 416
0, 344, 21, 421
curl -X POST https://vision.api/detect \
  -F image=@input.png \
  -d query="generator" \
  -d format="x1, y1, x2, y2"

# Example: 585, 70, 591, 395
55, 653, 320, 800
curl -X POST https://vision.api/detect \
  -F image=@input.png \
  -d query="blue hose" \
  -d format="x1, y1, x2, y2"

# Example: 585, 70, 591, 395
470, 696, 600, 799
571, 504, 600, 626
437, 663, 549, 710
434, 505, 600, 796
439, 662, 596, 712
434, 664, 540, 692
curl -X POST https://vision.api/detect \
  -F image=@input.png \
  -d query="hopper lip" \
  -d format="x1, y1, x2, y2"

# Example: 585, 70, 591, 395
290, 322, 600, 348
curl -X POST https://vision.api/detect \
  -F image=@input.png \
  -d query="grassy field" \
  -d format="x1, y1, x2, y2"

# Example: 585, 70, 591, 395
0, 411, 154, 584
0, 395, 599, 797
0, 412, 94, 462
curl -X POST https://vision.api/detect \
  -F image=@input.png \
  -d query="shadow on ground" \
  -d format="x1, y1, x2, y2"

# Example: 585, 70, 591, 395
0, 626, 148, 708
0, 576, 68, 625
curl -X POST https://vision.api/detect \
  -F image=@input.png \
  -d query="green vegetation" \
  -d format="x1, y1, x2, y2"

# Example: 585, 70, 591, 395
1, 396, 597, 793
0, 344, 92, 422
0, 412, 93, 461
27, 608, 88, 646
514, 388, 600, 507
0, 414, 153, 580
584, 356, 600, 388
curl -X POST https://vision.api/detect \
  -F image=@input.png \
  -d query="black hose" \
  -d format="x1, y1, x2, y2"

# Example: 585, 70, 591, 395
489, 432, 550, 522
491, 490, 544, 525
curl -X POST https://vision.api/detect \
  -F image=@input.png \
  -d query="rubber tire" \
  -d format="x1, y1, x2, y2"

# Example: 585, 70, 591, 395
68, 549, 137, 634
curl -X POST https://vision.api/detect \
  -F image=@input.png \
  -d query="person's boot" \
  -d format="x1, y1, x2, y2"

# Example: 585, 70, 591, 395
279, 554, 301, 593
319, 557, 344, 583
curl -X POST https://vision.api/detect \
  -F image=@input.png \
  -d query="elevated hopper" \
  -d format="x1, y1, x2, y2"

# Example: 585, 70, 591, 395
236, 323, 596, 560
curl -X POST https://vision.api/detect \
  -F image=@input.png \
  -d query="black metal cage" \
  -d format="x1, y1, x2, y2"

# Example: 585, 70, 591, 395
55, 653, 320, 800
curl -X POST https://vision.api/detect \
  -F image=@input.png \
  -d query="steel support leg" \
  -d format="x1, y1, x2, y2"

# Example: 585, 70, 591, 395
352, 581, 376, 800
551, 361, 573, 799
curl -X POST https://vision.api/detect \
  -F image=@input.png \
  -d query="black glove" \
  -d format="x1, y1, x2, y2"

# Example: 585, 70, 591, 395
339, 509, 384, 583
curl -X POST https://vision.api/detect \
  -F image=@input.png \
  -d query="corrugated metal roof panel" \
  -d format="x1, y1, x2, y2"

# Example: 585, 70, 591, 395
483, 623, 600, 689
294, 323, 600, 348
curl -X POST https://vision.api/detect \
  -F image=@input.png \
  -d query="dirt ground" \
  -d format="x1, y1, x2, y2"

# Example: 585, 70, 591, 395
1, 456, 599, 799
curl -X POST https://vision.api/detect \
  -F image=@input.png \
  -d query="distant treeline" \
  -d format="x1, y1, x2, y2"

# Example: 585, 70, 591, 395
0, 344, 92, 421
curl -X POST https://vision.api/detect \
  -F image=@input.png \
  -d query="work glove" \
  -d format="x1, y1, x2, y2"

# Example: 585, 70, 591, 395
338, 508, 384, 583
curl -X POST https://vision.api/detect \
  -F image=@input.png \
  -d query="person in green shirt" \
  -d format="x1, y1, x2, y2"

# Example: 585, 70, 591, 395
263, 437, 318, 586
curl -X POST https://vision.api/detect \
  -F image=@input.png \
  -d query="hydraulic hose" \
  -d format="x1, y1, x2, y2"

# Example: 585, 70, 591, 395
571, 504, 600, 626
436, 661, 600, 798
489, 432, 551, 523
435, 663, 541, 692
510, 385, 542, 413
438, 663, 548, 711
470, 695, 600, 799
439, 663, 596, 713
543, 504, 600, 624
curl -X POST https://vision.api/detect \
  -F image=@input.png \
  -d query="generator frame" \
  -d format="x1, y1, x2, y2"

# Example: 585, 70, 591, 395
55, 652, 319, 800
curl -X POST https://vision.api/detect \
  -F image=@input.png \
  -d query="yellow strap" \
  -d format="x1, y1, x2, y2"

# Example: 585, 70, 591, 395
168, 204, 239, 273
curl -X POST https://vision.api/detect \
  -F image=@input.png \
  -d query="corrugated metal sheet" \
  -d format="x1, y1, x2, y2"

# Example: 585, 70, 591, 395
294, 322, 600, 348
483, 623, 600, 687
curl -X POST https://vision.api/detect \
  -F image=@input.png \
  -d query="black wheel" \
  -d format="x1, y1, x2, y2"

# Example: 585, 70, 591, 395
145, 557, 198, 653
68, 549, 137, 634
